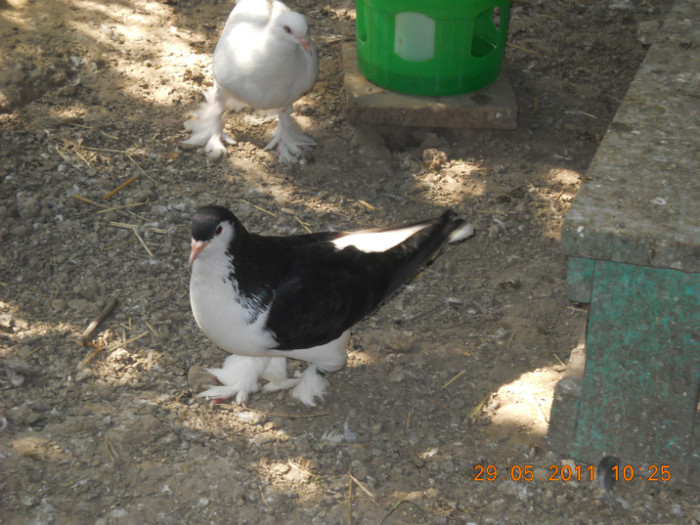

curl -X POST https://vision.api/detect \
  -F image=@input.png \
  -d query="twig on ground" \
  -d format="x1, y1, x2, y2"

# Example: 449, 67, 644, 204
380, 499, 433, 525
22, 346, 42, 360
469, 393, 491, 424
118, 330, 150, 348
349, 473, 375, 501
144, 321, 159, 338
81, 145, 128, 154
103, 175, 139, 200
131, 228, 154, 258
78, 298, 119, 346
105, 436, 121, 465
442, 369, 466, 389
79, 341, 106, 368
108, 222, 155, 257
239, 199, 276, 216
126, 154, 157, 184
72, 194, 107, 208
97, 202, 157, 213
294, 215, 312, 233
506, 41, 537, 55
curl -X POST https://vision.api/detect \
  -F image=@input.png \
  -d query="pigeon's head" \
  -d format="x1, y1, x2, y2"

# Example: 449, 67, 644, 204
189, 205, 240, 264
275, 11, 314, 55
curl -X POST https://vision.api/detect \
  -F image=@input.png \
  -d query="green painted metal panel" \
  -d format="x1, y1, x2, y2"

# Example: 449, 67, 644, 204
572, 260, 699, 476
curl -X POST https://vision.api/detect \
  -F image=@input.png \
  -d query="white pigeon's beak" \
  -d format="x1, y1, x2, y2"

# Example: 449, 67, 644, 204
298, 36, 313, 55
189, 239, 209, 264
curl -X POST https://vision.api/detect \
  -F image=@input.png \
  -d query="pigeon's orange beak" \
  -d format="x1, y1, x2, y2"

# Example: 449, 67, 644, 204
189, 239, 208, 264
298, 36, 313, 55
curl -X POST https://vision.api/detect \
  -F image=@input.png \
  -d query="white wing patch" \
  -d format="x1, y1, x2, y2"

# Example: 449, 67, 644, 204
331, 224, 427, 253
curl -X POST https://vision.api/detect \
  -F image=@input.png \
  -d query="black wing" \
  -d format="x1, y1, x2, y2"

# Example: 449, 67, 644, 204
264, 244, 397, 349
234, 211, 465, 350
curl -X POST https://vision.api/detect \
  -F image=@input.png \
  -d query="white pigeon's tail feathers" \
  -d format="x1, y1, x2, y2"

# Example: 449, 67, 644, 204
183, 87, 235, 160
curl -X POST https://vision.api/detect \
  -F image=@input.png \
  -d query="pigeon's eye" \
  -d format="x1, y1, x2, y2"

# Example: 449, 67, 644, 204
283, 25, 292, 34
215, 225, 223, 236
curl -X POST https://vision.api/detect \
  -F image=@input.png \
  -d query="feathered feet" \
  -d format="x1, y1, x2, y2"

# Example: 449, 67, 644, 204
265, 106, 316, 163
196, 355, 335, 407
183, 87, 236, 160
197, 355, 298, 405
184, 95, 314, 163
289, 365, 328, 406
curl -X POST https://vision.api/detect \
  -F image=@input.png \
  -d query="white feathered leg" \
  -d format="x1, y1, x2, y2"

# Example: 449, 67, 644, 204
264, 106, 316, 163
198, 355, 300, 404
198, 354, 270, 404
287, 332, 350, 406
262, 357, 301, 392
183, 87, 236, 160
197, 331, 349, 406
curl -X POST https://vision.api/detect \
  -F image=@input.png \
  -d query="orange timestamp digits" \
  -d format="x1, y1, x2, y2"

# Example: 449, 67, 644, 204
474, 464, 595, 481
474, 464, 542, 482
611, 464, 671, 482
548, 464, 595, 481
474, 464, 671, 482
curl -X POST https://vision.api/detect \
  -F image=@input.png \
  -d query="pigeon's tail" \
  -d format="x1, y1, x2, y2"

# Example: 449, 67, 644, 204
183, 87, 235, 160
385, 211, 474, 297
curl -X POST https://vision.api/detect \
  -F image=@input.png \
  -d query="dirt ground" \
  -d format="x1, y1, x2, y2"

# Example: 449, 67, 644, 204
1, 0, 697, 523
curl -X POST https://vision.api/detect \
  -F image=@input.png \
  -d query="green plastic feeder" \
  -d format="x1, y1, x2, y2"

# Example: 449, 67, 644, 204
356, 0, 510, 96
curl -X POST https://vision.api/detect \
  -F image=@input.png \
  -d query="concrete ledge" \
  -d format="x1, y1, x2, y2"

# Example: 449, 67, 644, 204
342, 42, 518, 129
561, 0, 699, 273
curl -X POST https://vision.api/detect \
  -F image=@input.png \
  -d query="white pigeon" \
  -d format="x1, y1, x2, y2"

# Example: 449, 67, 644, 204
183, 0, 318, 163
189, 205, 475, 406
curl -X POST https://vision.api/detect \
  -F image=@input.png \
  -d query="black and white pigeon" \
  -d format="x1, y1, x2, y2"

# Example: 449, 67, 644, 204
183, 0, 318, 163
189, 205, 474, 406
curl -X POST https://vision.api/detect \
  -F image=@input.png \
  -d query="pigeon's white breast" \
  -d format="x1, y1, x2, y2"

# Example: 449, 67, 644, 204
190, 252, 276, 356
214, 23, 315, 110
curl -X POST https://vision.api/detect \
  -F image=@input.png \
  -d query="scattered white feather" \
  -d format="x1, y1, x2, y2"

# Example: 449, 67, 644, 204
320, 430, 344, 444
343, 414, 357, 443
